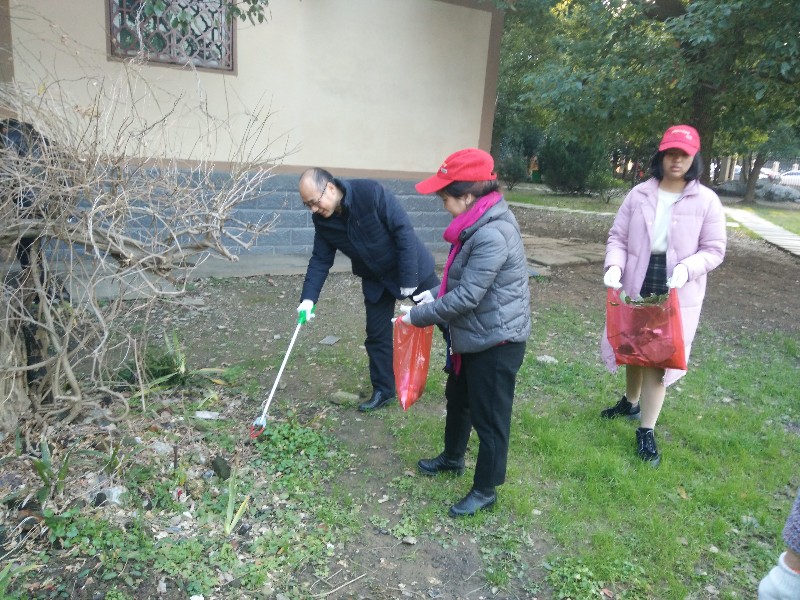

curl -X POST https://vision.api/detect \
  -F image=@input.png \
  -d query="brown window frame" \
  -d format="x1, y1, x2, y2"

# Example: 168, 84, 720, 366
108, 0, 235, 72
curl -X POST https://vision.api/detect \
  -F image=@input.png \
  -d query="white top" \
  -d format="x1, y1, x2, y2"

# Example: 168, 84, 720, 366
651, 189, 681, 253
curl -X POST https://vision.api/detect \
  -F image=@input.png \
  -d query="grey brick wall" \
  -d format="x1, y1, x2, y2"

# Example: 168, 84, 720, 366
237, 174, 452, 256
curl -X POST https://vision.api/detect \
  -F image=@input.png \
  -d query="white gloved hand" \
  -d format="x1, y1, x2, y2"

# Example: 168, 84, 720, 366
399, 304, 413, 325
297, 299, 315, 321
412, 290, 435, 305
400, 287, 416, 298
603, 266, 622, 289
758, 552, 800, 600
667, 264, 689, 289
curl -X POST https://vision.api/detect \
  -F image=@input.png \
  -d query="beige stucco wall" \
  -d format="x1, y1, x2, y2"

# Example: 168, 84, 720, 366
5, 0, 500, 177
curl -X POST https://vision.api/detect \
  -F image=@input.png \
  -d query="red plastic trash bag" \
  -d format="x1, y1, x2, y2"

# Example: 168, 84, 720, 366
606, 288, 687, 370
393, 319, 434, 410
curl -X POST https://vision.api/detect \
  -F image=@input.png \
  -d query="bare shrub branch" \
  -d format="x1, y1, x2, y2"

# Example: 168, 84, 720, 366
1, 25, 290, 436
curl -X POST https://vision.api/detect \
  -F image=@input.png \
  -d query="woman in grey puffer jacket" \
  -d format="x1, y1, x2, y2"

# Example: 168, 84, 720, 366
400, 148, 531, 517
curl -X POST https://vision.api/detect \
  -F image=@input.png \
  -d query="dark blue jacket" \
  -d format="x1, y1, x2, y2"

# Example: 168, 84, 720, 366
0, 120, 66, 214
300, 178, 435, 303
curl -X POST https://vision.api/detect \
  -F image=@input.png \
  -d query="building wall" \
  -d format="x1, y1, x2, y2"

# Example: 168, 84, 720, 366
2, 1, 501, 257
242, 173, 452, 256
5, 0, 501, 179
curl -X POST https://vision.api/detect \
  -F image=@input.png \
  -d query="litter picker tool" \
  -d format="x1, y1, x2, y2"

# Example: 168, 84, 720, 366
249, 307, 314, 438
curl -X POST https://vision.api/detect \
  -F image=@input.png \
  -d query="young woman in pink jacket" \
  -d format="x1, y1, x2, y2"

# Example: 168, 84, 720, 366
600, 125, 727, 466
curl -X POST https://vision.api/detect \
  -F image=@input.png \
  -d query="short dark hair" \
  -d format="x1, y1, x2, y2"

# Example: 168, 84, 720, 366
300, 167, 335, 194
649, 150, 704, 182
439, 179, 500, 198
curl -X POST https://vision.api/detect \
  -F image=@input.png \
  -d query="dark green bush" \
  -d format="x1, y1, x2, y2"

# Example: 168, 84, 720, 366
497, 150, 529, 190
586, 170, 629, 203
539, 138, 607, 193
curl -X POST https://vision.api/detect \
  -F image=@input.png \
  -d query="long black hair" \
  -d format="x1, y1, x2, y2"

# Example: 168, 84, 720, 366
649, 150, 704, 182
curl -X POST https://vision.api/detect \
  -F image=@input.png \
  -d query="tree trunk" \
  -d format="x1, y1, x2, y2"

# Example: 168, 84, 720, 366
0, 307, 32, 434
741, 154, 768, 204
690, 85, 716, 187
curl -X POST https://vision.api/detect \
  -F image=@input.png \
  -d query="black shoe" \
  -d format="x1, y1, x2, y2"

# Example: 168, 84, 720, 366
448, 488, 496, 517
601, 395, 641, 420
636, 427, 661, 467
357, 390, 395, 412
417, 453, 465, 476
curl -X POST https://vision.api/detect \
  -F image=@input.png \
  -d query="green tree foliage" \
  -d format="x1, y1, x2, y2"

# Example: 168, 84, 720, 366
492, 7, 555, 160
143, 0, 271, 24
225, 0, 271, 24
495, 0, 800, 197
538, 137, 607, 193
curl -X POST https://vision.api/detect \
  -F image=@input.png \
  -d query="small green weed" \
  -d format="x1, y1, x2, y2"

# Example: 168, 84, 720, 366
389, 516, 420, 540
252, 421, 337, 480
0, 562, 40, 598
29, 435, 77, 504
223, 470, 250, 535
42, 508, 80, 547
152, 538, 219, 594
119, 331, 226, 392
546, 557, 604, 599
101, 587, 133, 600
545, 556, 649, 599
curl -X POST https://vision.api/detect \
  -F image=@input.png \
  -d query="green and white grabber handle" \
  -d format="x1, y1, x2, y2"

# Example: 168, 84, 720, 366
250, 306, 315, 438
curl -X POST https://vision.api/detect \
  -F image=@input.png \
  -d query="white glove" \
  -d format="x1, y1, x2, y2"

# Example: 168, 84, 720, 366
400, 287, 416, 298
758, 552, 800, 600
296, 299, 315, 321
399, 304, 413, 325
603, 266, 622, 289
667, 264, 689, 289
412, 290, 435, 305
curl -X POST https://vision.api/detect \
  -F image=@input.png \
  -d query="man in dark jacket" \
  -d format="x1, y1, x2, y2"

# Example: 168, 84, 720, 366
297, 168, 439, 412
1, 119, 44, 271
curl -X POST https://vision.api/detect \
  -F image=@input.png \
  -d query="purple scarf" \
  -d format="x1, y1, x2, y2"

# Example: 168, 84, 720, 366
439, 191, 502, 374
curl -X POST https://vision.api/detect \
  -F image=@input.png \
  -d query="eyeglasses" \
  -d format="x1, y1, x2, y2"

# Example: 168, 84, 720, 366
304, 182, 327, 209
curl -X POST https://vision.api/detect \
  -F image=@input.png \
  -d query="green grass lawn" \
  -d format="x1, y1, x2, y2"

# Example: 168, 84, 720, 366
505, 188, 623, 213
390, 304, 799, 599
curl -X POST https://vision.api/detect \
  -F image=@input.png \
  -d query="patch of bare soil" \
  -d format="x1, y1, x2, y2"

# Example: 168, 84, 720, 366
2, 203, 798, 600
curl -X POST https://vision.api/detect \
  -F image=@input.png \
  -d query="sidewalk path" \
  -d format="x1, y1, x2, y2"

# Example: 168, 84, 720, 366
723, 207, 800, 258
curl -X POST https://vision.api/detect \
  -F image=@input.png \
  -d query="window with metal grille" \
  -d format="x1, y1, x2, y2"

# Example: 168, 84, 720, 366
109, 0, 234, 71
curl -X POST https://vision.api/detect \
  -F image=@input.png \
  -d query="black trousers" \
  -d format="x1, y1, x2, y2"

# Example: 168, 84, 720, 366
362, 272, 440, 396
443, 341, 526, 490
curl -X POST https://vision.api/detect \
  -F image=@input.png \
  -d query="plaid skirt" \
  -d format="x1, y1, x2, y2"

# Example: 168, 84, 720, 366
640, 254, 668, 298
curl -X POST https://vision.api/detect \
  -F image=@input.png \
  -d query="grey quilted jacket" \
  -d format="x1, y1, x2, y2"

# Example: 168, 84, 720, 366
410, 198, 531, 353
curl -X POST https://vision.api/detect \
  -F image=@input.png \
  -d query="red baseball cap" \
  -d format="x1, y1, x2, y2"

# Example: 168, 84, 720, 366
415, 148, 497, 194
658, 125, 701, 156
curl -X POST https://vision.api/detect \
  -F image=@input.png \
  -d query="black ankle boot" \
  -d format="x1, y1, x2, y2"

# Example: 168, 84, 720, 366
357, 390, 395, 412
417, 453, 465, 476
448, 488, 496, 517
636, 427, 661, 467
601, 395, 641, 420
